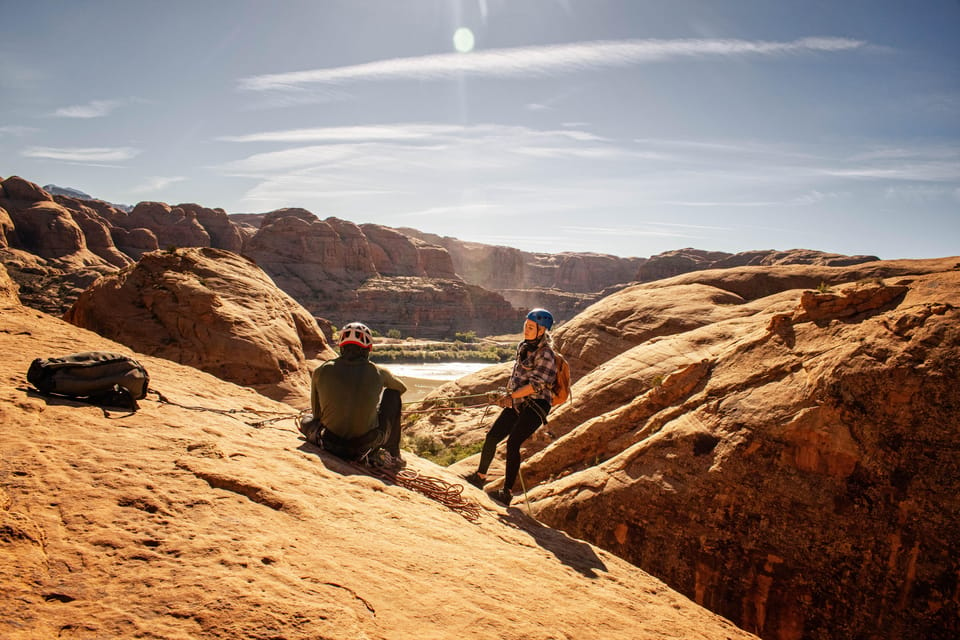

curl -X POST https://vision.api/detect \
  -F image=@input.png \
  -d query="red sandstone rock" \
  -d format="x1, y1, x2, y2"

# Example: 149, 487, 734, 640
63, 247, 335, 401
122, 201, 211, 250
0, 205, 14, 249
4, 201, 87, 260
0, 284, 759, 640
246, 211, 518, 337
0, 175, 54, 203
639, 248, 879, 282
515, 264, 960, 640
402, 228, 645, 297
179, 203, 244, 253
0, 261, 19, 305
110, 226, 159, 260
360, 223, 421, 275
416, 258, 960, 639
63, 202, 134, 269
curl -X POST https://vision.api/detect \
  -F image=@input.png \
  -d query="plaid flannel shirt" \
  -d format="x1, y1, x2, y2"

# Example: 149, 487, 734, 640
508, 342, 558, 402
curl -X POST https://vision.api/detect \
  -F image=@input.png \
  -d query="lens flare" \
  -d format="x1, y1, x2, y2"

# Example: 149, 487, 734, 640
453, 27, 475, 53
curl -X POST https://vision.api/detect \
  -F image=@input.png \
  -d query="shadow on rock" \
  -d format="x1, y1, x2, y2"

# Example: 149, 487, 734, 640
498, 509, 607, 578
296, 440, 389, 480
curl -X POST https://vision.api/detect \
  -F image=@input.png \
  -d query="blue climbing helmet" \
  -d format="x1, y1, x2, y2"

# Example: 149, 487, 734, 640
526, 308, 554, 330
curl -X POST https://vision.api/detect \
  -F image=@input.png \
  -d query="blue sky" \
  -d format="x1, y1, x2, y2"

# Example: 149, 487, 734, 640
1, 0, 957, 260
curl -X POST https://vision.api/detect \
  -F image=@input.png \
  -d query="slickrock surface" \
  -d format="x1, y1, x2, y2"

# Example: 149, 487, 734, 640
426, 258, 960, 640
0, 277, 755, 640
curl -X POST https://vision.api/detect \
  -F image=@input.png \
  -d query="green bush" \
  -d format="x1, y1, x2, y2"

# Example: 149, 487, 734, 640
402, 434, 483, 466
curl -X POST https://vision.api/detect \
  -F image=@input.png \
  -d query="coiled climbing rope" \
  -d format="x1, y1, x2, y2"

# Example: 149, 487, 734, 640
365, 464, 482, 523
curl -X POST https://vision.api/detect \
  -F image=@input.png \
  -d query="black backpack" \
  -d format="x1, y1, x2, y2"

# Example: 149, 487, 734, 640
27, 352, 150, 410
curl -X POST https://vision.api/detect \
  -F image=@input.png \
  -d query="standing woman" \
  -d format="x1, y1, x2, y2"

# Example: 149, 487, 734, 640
467, 308, 558, 506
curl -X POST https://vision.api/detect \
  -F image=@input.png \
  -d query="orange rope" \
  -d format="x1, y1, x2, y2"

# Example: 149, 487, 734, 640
364, 464, 482, 523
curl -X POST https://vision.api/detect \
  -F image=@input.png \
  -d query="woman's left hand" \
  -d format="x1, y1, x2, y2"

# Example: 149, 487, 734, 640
496, 394, 513, 408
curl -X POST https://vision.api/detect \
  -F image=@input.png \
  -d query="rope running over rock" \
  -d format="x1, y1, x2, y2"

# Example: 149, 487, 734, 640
151, 390, 483, 521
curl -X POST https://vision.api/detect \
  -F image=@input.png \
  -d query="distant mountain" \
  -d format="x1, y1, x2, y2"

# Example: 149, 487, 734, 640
43, 183, 133, 212
43, 184, 92, 200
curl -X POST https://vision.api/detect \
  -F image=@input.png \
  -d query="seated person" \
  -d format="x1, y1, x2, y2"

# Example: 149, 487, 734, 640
300, 322, 406, 467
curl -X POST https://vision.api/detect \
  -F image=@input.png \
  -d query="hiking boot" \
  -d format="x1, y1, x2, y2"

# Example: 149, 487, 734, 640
487, 488, 512, 507
464, 472, 485, 490
368, 449, 405, 470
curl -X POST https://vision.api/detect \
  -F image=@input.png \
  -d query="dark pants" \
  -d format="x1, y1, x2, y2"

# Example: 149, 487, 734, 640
477, 399, 550, 492
303, 389, 403, 460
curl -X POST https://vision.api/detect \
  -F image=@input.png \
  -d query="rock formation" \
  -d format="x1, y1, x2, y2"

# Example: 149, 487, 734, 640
0, 177, 523, 337
400, 229, 647, 319
401, 229, 646, 293
0, 286, 758, 640
637, 247, 879, 283
63, 247, 336, 402
422, 257, 960, 640
0, 259, 19, 304
244, 211, 520, 337
0, 178, 121, 315
121, 201, 212, 250
0, 204, 16, 249
2, 175, 884, 342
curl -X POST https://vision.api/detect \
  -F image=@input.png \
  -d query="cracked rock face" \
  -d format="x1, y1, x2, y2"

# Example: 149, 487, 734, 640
521, 267, 960, 640
421, 259, 960, 640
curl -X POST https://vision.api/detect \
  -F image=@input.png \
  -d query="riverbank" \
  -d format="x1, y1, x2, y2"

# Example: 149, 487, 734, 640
384, 361, 492, 402
371, 334, 517, 360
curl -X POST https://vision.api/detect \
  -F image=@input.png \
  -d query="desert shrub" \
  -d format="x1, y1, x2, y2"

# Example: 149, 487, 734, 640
402, 434, 483, 466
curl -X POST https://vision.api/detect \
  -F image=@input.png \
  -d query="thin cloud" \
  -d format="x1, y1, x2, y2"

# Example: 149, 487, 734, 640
50, 99, 124, 119
218, 124, 464, 143
21, 146, 141, 162
239, 36, 866, 91
0, 125, 40, 136
819, 163, 960, 182
218, 123, 604, 145
130, 176, 186, 193
216, 124, 611, 176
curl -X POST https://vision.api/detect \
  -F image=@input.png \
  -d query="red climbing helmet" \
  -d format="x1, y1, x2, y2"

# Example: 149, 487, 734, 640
338, 322, 374, 349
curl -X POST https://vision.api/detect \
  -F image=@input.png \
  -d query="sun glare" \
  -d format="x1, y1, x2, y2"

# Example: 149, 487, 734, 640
453, 27, 475, 53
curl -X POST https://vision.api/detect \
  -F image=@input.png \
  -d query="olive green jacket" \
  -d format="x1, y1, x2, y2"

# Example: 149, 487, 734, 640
310, 356, 406, 440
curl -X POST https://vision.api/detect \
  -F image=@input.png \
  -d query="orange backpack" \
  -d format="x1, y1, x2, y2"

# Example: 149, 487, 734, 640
551, 351, 572, 407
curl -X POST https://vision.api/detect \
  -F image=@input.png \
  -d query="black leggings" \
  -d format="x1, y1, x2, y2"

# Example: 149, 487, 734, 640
477, 399, 550, 492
